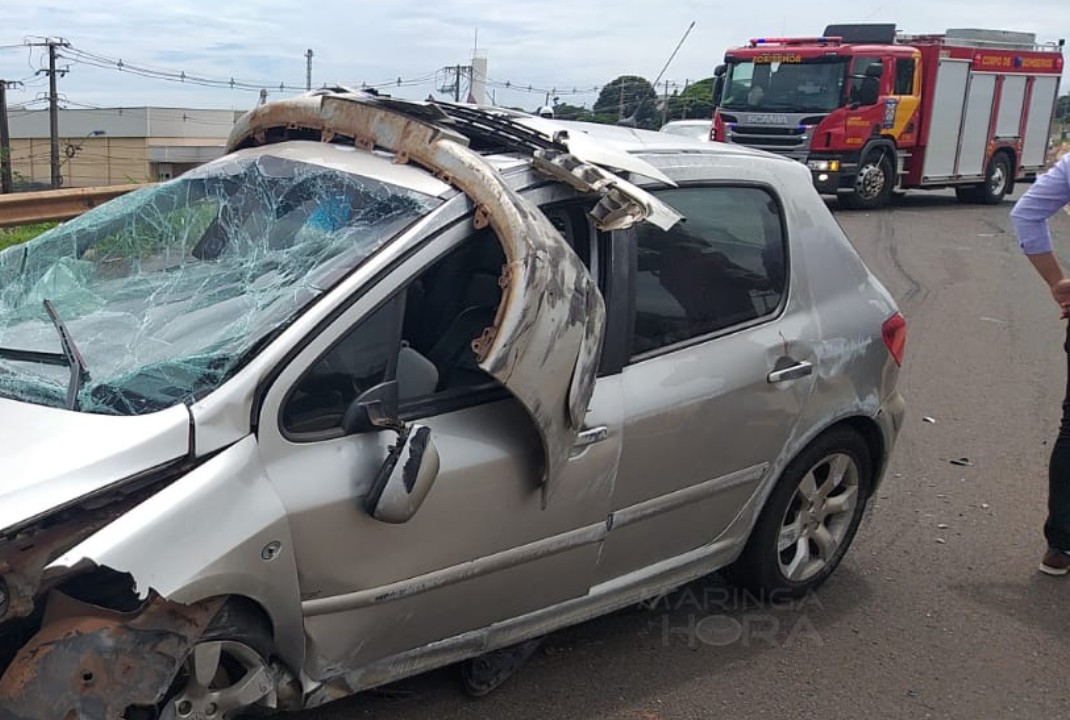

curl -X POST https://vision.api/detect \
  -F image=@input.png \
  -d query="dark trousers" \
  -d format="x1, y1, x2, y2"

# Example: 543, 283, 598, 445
1047, 321, 1070, 550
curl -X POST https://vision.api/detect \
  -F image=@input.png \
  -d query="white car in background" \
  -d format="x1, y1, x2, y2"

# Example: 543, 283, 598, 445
658, 119, 713, 142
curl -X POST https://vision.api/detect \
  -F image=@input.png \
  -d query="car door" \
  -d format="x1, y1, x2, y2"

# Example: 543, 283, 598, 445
594, 184, 816, 585
255, 212, 621, 680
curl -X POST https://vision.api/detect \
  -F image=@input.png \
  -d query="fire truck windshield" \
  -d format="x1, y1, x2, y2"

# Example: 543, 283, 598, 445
720, 57, 849, 113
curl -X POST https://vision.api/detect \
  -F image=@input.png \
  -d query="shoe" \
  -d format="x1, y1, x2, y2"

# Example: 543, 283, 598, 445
1039, 548, 1070, 576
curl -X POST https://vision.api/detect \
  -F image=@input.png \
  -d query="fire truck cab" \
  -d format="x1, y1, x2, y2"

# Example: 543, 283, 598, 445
712, 24, 1065, 209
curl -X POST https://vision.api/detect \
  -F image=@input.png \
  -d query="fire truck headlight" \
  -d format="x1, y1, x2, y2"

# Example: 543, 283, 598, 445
807, 160, 840, 172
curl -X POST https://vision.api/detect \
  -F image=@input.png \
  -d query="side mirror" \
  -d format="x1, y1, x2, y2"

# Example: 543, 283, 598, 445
712, 76, 725, 108
713, 64, 727, 78
342, 381, 399, 434
364, 424, 441, 523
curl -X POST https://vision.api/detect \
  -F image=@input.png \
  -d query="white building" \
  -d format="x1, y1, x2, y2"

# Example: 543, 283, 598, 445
6, 106, 243, 188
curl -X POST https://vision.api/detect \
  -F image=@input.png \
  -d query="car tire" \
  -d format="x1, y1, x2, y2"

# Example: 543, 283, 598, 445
726, 428, 873, 599
155, 599, 276, 720
979, 152, 1011, 205
841, 151, 894, 210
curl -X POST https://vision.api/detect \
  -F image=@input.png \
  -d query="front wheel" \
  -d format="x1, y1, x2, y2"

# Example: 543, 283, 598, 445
726, 428, 873, 598
841, 152, 894, 210
157, 601, 276, 720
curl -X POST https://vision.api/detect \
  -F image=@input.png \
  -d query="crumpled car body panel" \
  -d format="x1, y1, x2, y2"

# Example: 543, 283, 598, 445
0, 400, 190, 534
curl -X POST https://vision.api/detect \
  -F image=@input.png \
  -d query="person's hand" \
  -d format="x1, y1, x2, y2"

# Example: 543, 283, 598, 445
1051, 278, 1070, 318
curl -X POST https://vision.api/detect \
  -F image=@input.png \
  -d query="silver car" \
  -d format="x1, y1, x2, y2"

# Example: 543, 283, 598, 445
0, 91, 905, 719
658, 119, 713, 142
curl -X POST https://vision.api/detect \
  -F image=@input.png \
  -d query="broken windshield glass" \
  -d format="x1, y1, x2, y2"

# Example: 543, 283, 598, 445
0, 152, 441, 415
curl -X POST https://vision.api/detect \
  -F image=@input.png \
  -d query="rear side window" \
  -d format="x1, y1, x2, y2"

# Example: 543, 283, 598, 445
632, 187, 786, 357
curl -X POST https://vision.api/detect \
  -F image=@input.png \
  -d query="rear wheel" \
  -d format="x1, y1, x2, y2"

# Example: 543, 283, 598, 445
726, 428, 872, 598
979, 152, 1011, 205
841, 151, 894, 210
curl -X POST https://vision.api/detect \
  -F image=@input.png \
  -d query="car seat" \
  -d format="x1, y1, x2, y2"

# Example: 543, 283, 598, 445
425, 234, 505, 390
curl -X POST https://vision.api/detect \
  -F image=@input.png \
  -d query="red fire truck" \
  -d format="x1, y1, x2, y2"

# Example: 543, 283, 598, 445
711, 25, 1065, 208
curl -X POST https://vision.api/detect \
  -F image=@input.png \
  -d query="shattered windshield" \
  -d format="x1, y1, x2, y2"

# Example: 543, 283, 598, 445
720, 57, 848, 112
0, 153, 440, 415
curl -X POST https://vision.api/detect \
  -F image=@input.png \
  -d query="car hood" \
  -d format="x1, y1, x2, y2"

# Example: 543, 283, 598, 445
0, 398, 191, 533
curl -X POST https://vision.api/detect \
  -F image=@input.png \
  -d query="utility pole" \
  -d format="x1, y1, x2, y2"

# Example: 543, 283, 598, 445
661, 79, 670, 126
48, 42, 61, 188
305, 49, 313, 91
438, 65, 472, 103
29, 39, 69, 189
0, 80, 21, 194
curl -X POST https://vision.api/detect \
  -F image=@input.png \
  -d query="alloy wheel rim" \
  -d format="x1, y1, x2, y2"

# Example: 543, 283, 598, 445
166, 640, 272, 720
777, 453, 860, 583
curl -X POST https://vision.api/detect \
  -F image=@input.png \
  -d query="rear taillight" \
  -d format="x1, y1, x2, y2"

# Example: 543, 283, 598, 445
882, 312, 907, 366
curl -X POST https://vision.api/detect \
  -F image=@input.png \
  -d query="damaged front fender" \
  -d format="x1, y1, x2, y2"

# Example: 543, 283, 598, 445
0, 591, 222, 720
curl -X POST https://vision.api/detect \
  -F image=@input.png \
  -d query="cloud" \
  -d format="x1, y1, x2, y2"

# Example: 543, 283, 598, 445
0, 0, 1065, 110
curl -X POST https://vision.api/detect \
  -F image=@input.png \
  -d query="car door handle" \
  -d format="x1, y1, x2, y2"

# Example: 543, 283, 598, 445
767, 361, 813, 384
574, 426, 609, 448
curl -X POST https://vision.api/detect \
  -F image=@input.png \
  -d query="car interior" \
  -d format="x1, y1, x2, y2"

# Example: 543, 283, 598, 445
396, 206, 592, 406
281, 205, 593, 435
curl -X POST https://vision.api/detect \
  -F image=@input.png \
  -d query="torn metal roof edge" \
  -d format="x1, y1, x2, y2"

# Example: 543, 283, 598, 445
225, 89, 678, 187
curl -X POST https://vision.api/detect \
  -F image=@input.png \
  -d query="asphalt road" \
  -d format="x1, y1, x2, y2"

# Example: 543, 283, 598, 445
300, 189, 1070, 720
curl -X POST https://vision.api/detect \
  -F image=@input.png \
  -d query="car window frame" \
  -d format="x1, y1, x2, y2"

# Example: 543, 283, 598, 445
517, 184, 623, 377
278, 293, 406, 442
894, 58, 916, 96
626, 181, 792, 366
276, 211, 517, 442
267, 176, 617, 443
400, 195, 617, 418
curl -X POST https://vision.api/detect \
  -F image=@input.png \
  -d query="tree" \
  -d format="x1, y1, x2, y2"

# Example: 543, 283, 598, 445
592, 76, 659, 129
665, 77, 717, 122
1056, 93, 1069, 122
551, 102, 593, 121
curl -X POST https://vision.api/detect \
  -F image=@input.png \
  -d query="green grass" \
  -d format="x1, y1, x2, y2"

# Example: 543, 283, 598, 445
0, 222, 57, 252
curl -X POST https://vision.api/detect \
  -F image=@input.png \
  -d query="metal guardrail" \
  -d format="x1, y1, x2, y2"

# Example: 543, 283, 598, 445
0, 184, 151, 228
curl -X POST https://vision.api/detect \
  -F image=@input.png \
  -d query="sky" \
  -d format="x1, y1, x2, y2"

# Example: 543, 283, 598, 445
0, 0, 1066, 113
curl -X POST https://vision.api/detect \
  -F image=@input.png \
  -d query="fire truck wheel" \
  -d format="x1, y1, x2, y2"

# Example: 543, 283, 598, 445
842, 151, 894, 210
979, 152, 1011, 205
